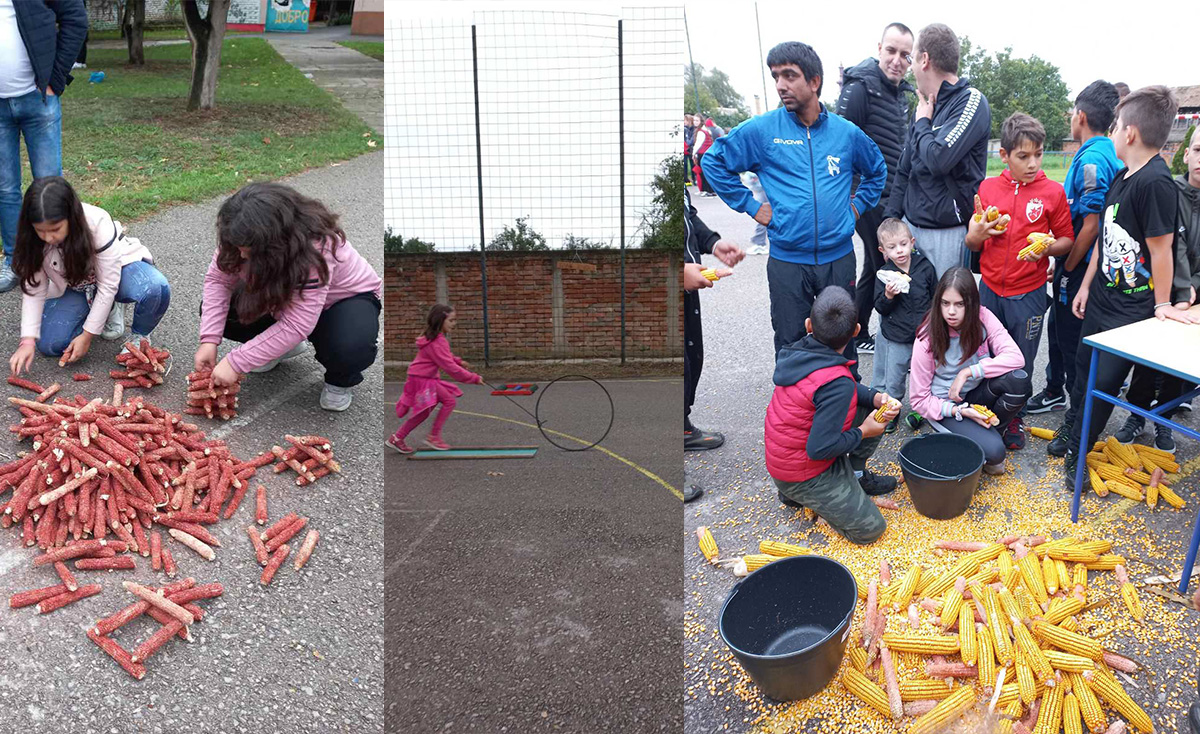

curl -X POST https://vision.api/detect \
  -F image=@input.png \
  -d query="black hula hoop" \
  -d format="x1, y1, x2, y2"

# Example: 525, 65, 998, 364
535, 375, 615, 452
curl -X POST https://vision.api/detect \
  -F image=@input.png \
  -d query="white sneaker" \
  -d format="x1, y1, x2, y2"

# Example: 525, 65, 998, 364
319, 383, 352, 411
250, 342, 307, 373
72, 62, 87, 70
102, 304, 126, 340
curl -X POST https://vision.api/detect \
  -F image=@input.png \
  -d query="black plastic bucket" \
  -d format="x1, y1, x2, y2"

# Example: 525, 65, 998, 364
898, 433, 985, 520
718, 555, 857, 701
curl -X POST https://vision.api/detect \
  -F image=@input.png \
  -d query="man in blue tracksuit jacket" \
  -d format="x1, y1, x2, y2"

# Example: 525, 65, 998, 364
702, 41, 887, 364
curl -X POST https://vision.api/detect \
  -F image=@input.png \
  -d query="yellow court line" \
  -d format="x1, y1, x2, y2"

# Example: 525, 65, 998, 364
456, 410, 683, 500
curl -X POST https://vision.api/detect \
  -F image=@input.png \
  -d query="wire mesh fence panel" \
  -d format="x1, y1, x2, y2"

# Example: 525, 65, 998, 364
384, 7, 683, 364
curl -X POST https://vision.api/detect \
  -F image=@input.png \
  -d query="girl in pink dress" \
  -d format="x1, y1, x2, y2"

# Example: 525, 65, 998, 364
387, 304, 482, 453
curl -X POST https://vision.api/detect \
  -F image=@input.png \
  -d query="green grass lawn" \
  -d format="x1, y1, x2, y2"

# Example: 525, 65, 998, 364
89, 27, 190, 42
336, 40, 384, 61
986, 153, 1073, 183
44, 38, 378, 221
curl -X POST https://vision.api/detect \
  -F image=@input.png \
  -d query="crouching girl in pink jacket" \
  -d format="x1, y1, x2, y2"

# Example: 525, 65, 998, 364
387, 304, 482, 453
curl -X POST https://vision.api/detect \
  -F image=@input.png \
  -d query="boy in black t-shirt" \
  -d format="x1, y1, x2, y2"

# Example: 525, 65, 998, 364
1061, 85, 1200, 491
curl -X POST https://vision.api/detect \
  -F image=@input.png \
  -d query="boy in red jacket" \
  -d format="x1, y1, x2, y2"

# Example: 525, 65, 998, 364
764, 287, 900, 545
965, 112, 1074, 450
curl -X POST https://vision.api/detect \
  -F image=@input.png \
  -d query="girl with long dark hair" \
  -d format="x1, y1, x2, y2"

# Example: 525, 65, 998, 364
196, 183, 382, 411
8, 176, 169, 375
387, 304, 482, 453
908, 267, 1031, 473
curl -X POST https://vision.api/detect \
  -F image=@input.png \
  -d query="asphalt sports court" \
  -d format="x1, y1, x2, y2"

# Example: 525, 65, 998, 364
684, 191, 1200, 733
384, 376, 683, 732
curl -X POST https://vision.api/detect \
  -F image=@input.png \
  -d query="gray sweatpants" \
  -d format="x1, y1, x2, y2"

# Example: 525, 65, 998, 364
905, 221, 968, 278
772, 405, 887, 545
871, 333, 914, 403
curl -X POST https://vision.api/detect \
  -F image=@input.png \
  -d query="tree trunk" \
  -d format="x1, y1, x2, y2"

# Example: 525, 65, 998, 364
182, 0, 231, 111
124, 0, 145, 65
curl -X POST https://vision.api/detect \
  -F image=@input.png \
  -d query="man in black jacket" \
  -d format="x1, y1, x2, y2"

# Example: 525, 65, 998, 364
836, 21, 915, 355
884, 23, 991, 278
0, 0, 88, 293
684, 189, 744, 502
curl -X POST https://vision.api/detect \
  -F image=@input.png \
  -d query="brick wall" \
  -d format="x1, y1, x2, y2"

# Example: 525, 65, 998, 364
385, 251, 683, 363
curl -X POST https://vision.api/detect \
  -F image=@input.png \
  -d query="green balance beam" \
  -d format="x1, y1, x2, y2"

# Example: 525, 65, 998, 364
407, 446, 538, 460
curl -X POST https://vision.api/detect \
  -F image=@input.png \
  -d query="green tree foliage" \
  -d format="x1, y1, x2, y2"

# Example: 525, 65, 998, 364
640, 154, 685, 250
1173, 125, 1195, 175
959, 37, 1072, 150
684, 63, 750, 130
383, 227, 435, 254
487, 217, 548, 251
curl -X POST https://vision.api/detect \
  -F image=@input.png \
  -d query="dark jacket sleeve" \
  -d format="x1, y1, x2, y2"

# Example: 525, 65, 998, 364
836, 81, 870, 130
49, 0, 88, 96
909, 90, 991, 177
884, 133, 912, 220
691, 208, 720, 256
874, 274, 899, 315
806, 377, 869, 461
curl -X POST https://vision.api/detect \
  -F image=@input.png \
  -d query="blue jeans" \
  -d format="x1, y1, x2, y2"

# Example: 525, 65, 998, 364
37, 261, 171, 356
0, 91, 63, 259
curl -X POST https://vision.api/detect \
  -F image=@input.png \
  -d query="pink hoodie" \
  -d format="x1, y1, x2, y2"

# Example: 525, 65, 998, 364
909, 306, 1024, 422
396, 334, 481, 418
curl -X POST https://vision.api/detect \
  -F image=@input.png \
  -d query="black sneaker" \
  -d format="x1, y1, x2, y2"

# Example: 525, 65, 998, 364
778, 491, 804, 509
1063, 451, 1091, 494
884, 416, 899, 434
1004, 417, 1026, 451
685, 428, 725, 451
1155, 422, 1177, 452
855, 335, 875, 354
859, 470, 897, 496
1047, 423, 1071, 457
1114, 415, 1144, 444
905, 411, 924, 431
1026, 389, 1067, 414
684, 484, 704, 503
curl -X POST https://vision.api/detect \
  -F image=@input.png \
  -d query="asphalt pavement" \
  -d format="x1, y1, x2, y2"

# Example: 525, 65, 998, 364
0, 151, 384, 733
684, 189, 1200, 733
384, 376, 682, 733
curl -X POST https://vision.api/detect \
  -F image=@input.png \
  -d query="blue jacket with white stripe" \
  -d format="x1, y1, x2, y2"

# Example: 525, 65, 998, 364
701, 106, 886, 265
885, 78, 992, 229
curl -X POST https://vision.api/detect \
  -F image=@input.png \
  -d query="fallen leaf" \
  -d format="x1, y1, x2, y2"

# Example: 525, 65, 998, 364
367, 140, 377, 147
263, 137, 271, 145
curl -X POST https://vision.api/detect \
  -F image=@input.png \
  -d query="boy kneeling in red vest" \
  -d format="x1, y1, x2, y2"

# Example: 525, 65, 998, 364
764, 287, 901, 544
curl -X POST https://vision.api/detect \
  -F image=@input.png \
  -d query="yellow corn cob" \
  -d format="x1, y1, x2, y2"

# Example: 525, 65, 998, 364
1042, 554, 1059, 595
976, 623, 997, 691
926, 558, 980, 599
1011, 619, 1055, 684
1073, 564, 1088, 600
1120, 582, 1144, 623
1001, 566, 1021, 592
758, 540, 812, 557
696, 527, 719, 563
1059, 616, 1080, 633
909, 685, 977, 734
1016, 587, 1043, 622
893, 564, 923, 611
1073, 539, 1113, 555
1132, 441, 1176, 459
971, 403, 997, 422
1106, 436, 1143, 471
1158, 483, 1185, 509
1093, 462, 1135, 484
1029, 426, 1057, 440
1134, 444, 1179, 471
1019, 553, 1050, 604
997, 587, 1023, 622
1086, 451, 1107, 464
940, 582, 966, 630
967, 566, 999, 586
848, 643, 869, 672
1124, 467, 1153, 485
963, 542, 1007, 565
1147, 481, 1159, 508
1016, 653, 1037, 705
840, 668, 892, 718
700, 268, 719, 281
1103, 445, 1132, 470
1056, 559, 1071, 591
1063, 691, 1083, 734
874, 398, 900, 422
736, 554, 778, 575
852, 569, 871, 600
1047, 546, 1101, 563
997, 548, 1014, 575
996, 698, 1024, 734
899, 679, 954, 701
1104, 480, 1145, 502
880, 633, 961, 655
989, 605, 1013, 665
1086, 466, 1109, 497
1087, 668, 1155, 733
914, 567, 939, 598
996, 681, 1022, 708
959, 605, 977, 666
1043, 596, 1084, 626
1044, 649, 1094, 673
1069, 672, 1106, 733
1084, 554, 1125, 572
1035, 681, 1064, 734
1031, 620, 1102, 660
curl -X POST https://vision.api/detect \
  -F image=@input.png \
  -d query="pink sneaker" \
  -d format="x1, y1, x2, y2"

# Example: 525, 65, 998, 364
386, 435, 413, 454
424, 436, 450, 451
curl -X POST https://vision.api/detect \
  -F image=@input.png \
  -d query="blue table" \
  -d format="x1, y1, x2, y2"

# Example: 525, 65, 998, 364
1071, 308, 1200, 593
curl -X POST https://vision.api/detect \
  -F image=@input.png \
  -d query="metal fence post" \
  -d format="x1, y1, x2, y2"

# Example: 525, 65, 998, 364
472, 24, 490, 366
618, 19, 626, 365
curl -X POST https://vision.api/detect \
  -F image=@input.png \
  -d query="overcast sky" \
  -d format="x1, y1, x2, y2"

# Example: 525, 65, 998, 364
685, 0, 1195, 114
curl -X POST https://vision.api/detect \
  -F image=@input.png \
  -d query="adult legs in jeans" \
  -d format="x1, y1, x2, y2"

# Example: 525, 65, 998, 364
853, 206, 886, 337
0, 92, 63, 263
766, 252, 860, 379
35, 263, 171, 356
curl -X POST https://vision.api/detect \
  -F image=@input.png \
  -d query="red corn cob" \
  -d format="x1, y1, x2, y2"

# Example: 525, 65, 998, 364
293, 529, 320, 570
7, 376, 45, 393
73, 373, 93, 381
54, 561, 79, 591
10, 583, 69, 609
162, 546, 177, 577
150, 531, 162, 571
260, 544, 291, 585
255, 485, 267, 525
247, 525, 269, 565
265, 516, 307, 552
262, 512, 299, 541
76, 556, 136, 571
38, 583, 102, 613
87, 629, 146, 680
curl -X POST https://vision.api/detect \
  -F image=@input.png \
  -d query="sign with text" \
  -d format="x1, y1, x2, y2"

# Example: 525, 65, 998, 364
267, 0, 310, 33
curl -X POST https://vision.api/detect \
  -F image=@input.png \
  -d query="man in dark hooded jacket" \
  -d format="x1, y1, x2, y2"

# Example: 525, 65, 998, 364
836, 21, 915, 353
0, 0, 88, 293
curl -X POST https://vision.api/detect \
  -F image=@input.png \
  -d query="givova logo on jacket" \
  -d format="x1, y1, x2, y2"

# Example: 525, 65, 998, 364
826, 155, 841, 176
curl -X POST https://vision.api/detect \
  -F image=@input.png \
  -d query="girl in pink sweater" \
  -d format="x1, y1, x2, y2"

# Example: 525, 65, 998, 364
387, 304, 482, 453
909, 267, 1031, 473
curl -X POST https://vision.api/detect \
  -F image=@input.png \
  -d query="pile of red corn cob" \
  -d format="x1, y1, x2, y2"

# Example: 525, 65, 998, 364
185, 369, 240, 421
272, 434, 340, 486
111, 339, 170, 390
